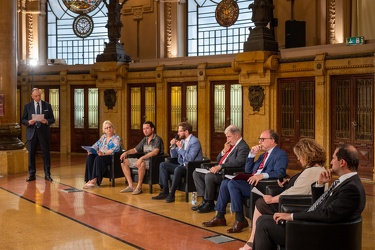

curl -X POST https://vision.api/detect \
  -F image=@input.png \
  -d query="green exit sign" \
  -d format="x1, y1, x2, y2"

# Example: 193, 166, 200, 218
346, 36, 364, 45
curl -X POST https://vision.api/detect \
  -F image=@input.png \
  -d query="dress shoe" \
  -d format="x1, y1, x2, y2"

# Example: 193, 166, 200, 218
227, 220, 249, 233
197, 202, 215, 213
152, 193, 169, 200
165, 194, 175, 203
192, 200, 206, 211
45, 175, 53, 182
26, 176, 36, 182
202, 216, 227, 227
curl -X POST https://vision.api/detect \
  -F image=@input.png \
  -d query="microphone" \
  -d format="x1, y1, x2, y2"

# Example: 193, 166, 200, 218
169, 134, 179, 149
278, 176, 284, 183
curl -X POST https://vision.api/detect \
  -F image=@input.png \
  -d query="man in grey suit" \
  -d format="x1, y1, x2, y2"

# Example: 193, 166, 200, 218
153, 121, 203, 203
192, 125, 250, 213
21, 88, 55, 182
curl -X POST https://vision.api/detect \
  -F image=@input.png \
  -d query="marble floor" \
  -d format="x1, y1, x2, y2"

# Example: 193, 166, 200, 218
0, 153, 374, 250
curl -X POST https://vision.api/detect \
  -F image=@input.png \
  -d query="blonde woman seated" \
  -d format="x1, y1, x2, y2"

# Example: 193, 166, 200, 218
240, 138, 326, 250
84, 120, 122, 188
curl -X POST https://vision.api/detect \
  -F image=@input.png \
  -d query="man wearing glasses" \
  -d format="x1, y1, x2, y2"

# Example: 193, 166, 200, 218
152, 121, 203, 203
202, 129, 288, 234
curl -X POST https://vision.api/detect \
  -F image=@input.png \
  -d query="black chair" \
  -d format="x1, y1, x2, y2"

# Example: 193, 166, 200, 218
128, 153, 169, 194
243, 179, 279, 219
200, 162, 245, 201
277, 194, 361, 250
103, 151, 125, 187
167, 157, 211, 202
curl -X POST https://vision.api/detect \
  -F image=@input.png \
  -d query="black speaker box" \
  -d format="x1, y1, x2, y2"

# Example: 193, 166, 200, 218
285, 20, 306, 48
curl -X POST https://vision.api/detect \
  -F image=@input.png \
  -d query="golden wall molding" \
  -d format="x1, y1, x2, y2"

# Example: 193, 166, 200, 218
165, 2, 172, 58
122, 0, 153, 15
233, 51, 279, 86
328, 0, 336, 44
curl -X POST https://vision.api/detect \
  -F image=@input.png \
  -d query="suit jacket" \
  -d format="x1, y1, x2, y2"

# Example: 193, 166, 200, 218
217, 138, 250, 171
294, 174, 366, 222
21, 100, 55, 141
170, 134, 203, 166
245, 146, 288, 179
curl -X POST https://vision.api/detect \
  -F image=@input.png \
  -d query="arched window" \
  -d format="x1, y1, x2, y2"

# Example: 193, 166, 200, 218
187, 0, 254, 56
47, 0, 108, 65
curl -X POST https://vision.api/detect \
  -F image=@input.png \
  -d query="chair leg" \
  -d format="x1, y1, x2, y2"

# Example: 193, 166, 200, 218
149, 183, 152, 194
186, 192, 189, 202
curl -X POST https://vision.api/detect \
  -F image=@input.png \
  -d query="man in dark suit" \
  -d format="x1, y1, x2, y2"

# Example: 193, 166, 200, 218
21, 88, 55, 182
152, 121, 203, 203
253, 144, 366, 250
203, 129, 288, 233
192, 125, 250, 213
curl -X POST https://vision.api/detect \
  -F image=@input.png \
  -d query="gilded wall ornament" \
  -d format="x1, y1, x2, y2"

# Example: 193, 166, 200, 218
104, 89, 117, 110
248, 86, 265, 112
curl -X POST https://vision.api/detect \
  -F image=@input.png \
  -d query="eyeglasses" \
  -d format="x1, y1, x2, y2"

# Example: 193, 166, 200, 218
258, 138, 273, 142
104, 126, 113, 130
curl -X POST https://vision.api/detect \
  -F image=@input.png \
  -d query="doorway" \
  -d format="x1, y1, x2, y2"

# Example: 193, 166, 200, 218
330, 74, 374, 180
70, 86, 99, 153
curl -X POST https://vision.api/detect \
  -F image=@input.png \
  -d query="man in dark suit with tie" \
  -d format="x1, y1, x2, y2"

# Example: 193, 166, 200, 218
192, 125, 250, 213
253, 143, 366, 250
21, 88, 55, 182
203, 129, 288, 233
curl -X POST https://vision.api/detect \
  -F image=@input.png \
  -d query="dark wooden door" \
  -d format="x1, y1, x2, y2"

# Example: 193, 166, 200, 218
127, 84, 156, 149
167, 82, 198, 141
71, 86, 99, 153
331, 74, 374, 179
277, 77, 315, 170
210, 81, 242, 161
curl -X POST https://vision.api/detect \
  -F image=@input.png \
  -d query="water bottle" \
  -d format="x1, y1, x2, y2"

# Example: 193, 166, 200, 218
192, 192, 197, 206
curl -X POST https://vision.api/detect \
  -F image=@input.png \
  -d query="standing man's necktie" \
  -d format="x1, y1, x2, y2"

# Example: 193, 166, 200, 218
36, 102, 41, 128
253, 151, 269, 175
308, 179, 340, 212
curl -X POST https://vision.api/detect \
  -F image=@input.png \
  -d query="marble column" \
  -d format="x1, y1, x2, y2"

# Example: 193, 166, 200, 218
0, 0, 27, 175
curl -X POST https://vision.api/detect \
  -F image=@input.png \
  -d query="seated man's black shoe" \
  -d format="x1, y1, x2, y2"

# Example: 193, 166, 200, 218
26, 176, 36, 182
192, 200, 206, 211
45, 175, 53, 182
152, 193, 168, 200
165, 194, 175, 203
197, 202, 215, 213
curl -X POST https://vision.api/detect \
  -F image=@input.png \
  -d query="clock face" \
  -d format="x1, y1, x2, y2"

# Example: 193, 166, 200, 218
215, 0, 239, 27
73, 15, 94, 38
63, 0, 103, 14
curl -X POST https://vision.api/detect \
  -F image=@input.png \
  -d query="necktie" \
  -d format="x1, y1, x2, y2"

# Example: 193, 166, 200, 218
37, 102, 40, 114
308, 179, 340, 212
219, 145, 234, 165
253, 151, 268, 175
36, 102, 41, 128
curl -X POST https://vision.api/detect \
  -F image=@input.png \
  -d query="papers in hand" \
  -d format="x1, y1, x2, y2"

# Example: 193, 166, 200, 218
82, 146, 97, 155
32, 114, 44, 121
251, 187, 264, 197
195, 168, 210, 174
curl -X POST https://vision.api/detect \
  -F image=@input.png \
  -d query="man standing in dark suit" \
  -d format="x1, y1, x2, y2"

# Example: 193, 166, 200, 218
21, 88, 55, 182
192, 125, 250, 213
203, 129, 288, 233
253, 144, 366, 250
